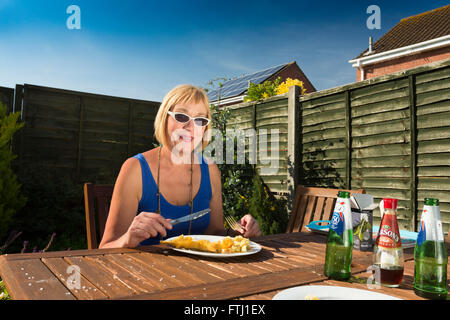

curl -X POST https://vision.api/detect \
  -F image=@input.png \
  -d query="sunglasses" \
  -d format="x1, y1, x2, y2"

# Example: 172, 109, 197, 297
167, 111, 210, 127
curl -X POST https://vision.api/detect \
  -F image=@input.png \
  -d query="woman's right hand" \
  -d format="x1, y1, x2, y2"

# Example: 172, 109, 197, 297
124, 212, 173, 248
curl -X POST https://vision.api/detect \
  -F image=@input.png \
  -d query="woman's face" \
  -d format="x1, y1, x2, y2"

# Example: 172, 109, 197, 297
166, 101, 209, 161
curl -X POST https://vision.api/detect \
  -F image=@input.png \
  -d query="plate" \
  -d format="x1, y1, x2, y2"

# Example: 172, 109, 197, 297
272, 285, 402, 300
305, 220, 330, 235
305, 220, 418, 248
163, 235, 262, 258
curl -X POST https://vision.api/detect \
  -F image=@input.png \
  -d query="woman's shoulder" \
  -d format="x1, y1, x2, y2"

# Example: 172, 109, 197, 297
122, 149, 155, 172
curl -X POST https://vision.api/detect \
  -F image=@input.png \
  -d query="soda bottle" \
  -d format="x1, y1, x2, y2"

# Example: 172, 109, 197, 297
373, 198, 404, 287
414, 198, 448, 300
324, 191, 353, 280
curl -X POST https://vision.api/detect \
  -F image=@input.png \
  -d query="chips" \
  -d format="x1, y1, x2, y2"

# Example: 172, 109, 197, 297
161, 235, 251, 253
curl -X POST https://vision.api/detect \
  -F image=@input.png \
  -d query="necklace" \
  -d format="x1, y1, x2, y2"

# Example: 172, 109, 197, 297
157, 145, 194, 235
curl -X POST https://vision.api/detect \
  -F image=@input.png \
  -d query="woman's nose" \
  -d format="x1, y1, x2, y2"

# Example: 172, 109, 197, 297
182, 119, 194, 130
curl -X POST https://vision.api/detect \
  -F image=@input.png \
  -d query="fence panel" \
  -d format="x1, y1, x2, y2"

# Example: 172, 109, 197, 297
0, 86, 14, 114
351, 77, 412, 229
15, 84, 160, 184
415, 66, 450, 233
225, 95, 290, 194
295, 59, 450, 232
300, 92, 347, 189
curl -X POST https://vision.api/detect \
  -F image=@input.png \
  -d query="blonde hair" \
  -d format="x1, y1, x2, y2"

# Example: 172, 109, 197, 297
154, 84, 211, 150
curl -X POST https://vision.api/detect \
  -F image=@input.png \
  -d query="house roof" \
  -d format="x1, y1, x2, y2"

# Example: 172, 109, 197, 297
207, 62, 290, 102
355, 5, 450, 59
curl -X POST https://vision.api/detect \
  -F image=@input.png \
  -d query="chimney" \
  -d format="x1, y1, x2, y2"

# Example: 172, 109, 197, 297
368, 36, 373, 54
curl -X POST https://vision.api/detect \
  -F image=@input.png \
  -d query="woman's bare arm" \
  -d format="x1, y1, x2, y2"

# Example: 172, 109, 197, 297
99, 158, 141, 248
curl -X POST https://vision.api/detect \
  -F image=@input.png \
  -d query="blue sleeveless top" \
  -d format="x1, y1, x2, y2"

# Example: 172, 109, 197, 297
133, 152, 212, 245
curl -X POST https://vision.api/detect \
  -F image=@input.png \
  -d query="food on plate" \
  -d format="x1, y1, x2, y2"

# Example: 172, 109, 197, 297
304, 294, 319, 300
161, 235, 251, 253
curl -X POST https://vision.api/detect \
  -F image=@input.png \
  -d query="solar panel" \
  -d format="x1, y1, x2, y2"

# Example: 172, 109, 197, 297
207, 63, 287, 101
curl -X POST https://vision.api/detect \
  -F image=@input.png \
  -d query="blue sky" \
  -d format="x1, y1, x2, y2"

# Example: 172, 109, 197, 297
0, 0, 448, 101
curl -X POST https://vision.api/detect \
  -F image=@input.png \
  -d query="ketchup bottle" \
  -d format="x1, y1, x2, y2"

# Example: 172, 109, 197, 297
373, 198, 404, 287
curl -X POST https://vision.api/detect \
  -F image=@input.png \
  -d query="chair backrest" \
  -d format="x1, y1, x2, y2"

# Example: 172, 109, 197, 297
286, 185, 365, 233
84, 182, 114, 249
446, 225, 449, 244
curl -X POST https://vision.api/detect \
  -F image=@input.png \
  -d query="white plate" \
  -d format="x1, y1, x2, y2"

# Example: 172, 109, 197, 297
272, 285, 402, 300
163, 235, 262, 258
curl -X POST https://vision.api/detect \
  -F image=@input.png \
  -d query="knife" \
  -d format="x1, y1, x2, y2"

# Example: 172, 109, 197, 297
169, 208, 211, 225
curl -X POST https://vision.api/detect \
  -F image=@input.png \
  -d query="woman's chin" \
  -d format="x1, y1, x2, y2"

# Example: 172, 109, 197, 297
172, 139, 201, 153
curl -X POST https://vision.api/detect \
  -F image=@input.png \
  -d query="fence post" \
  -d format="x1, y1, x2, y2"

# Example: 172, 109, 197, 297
76, 96, 85, 182
409, 74, 418, 232
287, 85, 301, 211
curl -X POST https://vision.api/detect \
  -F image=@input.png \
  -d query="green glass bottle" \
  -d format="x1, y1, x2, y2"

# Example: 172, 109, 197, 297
324, 191, 353, 280
414, 198, 448, 300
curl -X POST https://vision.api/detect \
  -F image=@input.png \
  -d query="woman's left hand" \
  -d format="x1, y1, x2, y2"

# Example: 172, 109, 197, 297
239, 214, 262, 238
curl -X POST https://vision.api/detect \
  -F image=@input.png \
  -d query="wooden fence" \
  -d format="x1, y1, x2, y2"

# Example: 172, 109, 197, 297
226, 59, 450, 232
0, 86, 14, 115
12, 84, 160, 184
225, 93, 290, 194
5, 59, 450, 233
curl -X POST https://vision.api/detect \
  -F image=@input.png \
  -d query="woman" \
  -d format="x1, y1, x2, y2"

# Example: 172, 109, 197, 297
99, 84, 261, 249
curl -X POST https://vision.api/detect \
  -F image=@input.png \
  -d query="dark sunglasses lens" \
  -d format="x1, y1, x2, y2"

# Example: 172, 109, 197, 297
194, 118, 209, 126
174, 113, 190, 123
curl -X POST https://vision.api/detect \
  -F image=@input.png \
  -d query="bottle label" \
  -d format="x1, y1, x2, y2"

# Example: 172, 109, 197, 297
417, 205, 444, 246
330, 210, 344, 236
377, 214, 401, 249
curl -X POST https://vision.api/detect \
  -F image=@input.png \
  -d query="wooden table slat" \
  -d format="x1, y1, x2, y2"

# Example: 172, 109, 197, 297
127, 252, 206, 287
105, 253, 183, 291
63, 256, 138, 299
86, 254, 160, 294
122, 268, 328, 300
162, 253, 237, 281
41, 257, 108, 300
0, 257, 75, 300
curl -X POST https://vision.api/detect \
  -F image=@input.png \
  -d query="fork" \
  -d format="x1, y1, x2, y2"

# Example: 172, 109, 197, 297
224, 215, 242, 232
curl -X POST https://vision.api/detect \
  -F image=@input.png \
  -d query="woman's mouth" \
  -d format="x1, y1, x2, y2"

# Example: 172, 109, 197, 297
180, 135, 194, 142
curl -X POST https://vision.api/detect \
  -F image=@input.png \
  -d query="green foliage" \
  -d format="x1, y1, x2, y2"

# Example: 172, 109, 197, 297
209, 103, 252, 219
0, 279, 10, 300
0, 103, 26, 241
5, 164, 86, 253
248, 175, 288, 235
243, 77, 282, 102
208, 90, 288, 235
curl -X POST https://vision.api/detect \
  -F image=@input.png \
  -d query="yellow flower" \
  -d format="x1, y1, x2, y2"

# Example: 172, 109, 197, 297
275, 78, 306, 95
270, 206, 275, 211
262, 92, 269, 99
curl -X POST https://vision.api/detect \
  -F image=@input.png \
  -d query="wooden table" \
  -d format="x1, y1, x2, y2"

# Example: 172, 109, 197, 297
0, 232, 448, 300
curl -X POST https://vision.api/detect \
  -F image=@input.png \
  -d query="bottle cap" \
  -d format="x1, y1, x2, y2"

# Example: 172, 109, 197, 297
424, 198, 439, 206
338, 191, 350, 198
383, 198, 398, 209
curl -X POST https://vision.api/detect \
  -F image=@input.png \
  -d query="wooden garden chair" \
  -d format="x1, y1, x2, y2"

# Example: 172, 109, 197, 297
83, 182, 114, 249
286, 185, 365, 233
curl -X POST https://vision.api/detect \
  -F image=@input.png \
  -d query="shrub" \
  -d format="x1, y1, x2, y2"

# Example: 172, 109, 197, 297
243, 77, 307, 102
248, 175, 288, 235
6, 164, 86, 253
275, 78, 307, 95
243, 77, 282, 102
0, 103, 26, 242
209, 103, 288, 235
